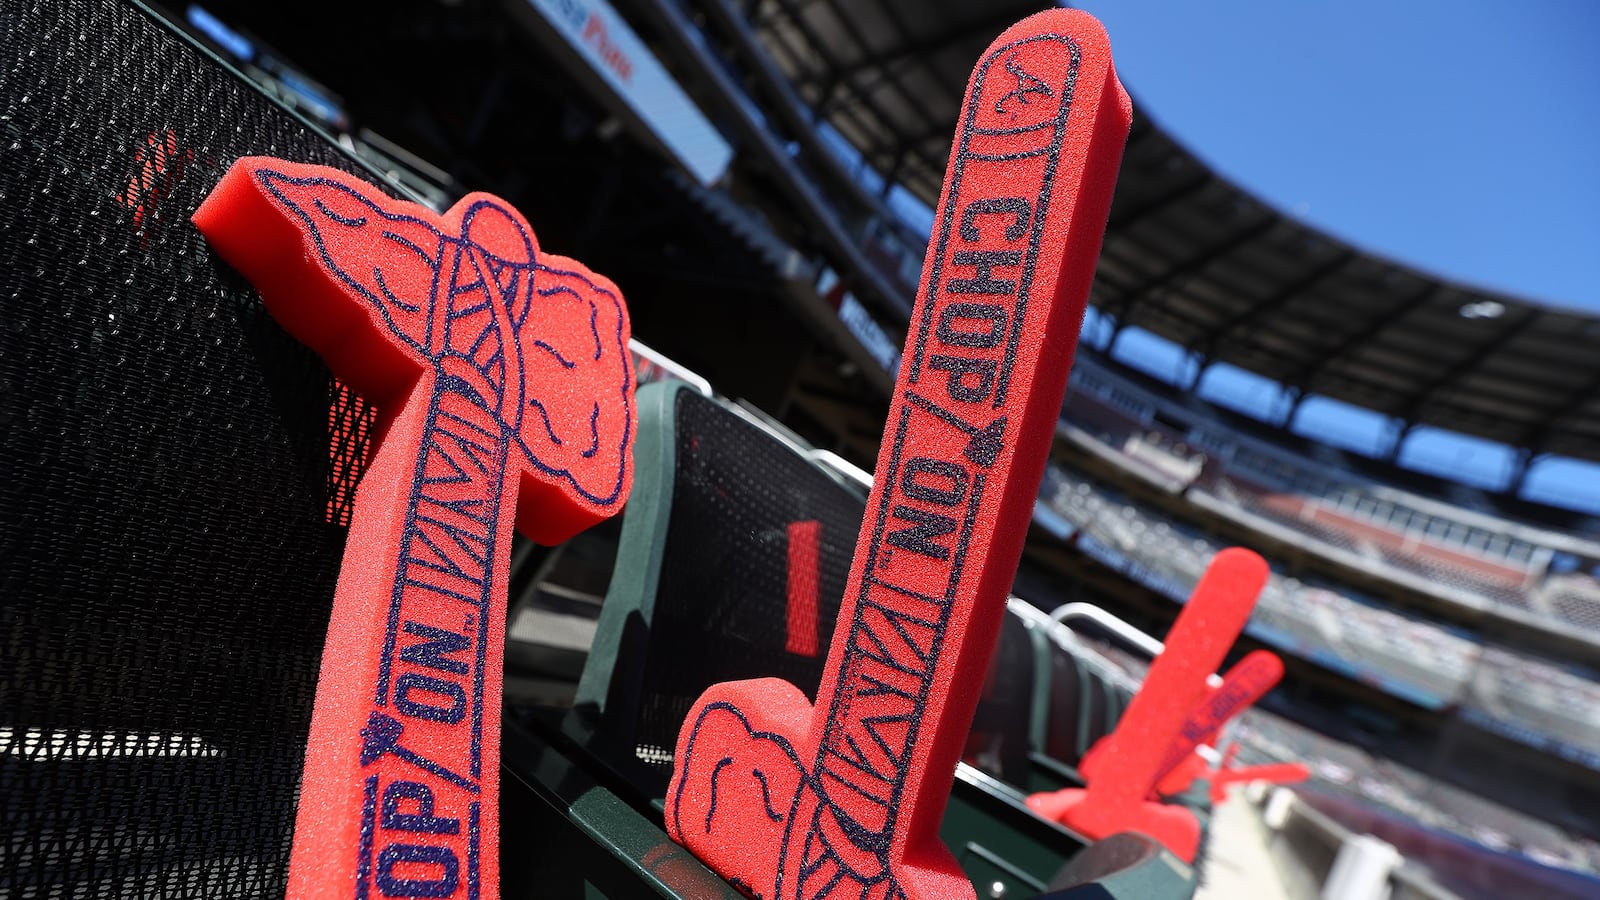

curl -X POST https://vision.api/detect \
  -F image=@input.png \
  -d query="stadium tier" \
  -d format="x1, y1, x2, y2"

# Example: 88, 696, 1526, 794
1040, 356, 1600, 749
1036, 454, 1600, 760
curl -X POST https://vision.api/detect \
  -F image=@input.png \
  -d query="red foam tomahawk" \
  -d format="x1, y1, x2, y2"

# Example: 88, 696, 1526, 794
1027, 549, 1269, 862
1075, 648, 1285, 799
194, 160, 634, 900
663, 9, 1131, 900
1151, 649, 1284, 798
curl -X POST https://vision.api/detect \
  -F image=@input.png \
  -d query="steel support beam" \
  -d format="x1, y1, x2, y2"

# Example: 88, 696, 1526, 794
1098, 215, 1277, 323
1201, 250, 1356, 360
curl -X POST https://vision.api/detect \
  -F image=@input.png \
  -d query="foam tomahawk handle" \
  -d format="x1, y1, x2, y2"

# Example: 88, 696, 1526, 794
1027, 548, 1269, 862
664, 10, 1131, 900
193, 160, 635, 900
1150, 649, 1283, 797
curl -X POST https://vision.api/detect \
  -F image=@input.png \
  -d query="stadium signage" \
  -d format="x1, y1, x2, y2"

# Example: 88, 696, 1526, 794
522, 0, 733, 186
836, 288, 903, 376
193, 160, 635, 900
663, 11, 1131, 899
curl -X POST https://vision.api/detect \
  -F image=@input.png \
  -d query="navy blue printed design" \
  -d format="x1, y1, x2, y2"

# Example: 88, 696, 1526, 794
253, 168, 632, 900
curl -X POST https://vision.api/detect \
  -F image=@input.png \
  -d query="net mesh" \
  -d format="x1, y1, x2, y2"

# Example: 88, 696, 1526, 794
630, 391, 866, 780
1, 2, 391, 896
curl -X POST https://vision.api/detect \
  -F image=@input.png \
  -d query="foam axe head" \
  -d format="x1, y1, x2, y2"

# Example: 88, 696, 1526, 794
1027, 548, 1269, 862
195, 159, 635, 900
663, 9, 1132, 900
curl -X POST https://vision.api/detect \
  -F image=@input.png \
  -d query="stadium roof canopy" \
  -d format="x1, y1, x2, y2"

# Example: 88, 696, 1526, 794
737, 0, 1600, 463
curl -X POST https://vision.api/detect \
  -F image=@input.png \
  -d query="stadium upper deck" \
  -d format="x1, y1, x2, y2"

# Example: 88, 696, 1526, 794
657, 0, 1600, 500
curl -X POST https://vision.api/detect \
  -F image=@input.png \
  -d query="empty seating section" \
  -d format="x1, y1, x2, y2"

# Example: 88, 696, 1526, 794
960, 604, 1143, 782
501, 373, 1599, 886
1208, 473, 1558, 613
1025, 651, 1600, 884
1036, 462, 1600, 756
1250, 585, 1477, 703
1019, 604, 1600, 876
1062, 355, 1600, 634
1468, 650, 1600, 755
1043, 644, 1088, 764
965, 612, 1043, 786
506, 331, 1600, 900
1037, 467, 1213, 577
1061, 386, 1202, 491
1231, 480, 1539, 608
1232, 715, 1600, 873
1544, 579, 1600, 632
1014, 600, 1597, 876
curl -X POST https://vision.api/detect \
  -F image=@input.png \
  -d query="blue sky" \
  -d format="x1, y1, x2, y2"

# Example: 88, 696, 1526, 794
1074, 0, 1600, 311
1068, 1, 1600, 513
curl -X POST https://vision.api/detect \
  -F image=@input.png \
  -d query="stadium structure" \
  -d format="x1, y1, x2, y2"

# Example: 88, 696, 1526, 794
5, 1, 1600, 899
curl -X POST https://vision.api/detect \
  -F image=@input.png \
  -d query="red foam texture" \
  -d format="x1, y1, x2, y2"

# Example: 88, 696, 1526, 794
664, 10, 1132, 900
1209, 763, 1310, 805
194, 159, 635, 900
786, 520, 823, 657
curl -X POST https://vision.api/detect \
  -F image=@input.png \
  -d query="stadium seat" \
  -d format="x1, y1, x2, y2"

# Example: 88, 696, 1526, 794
552, 381, 1140, 897
566, 380, 867, 796
1017, 616, 1166, 799
966, 609, 1041, 786
1037, 832, 1196, 899
1043, 637, 1090, 765
1081, 675, 1114, 759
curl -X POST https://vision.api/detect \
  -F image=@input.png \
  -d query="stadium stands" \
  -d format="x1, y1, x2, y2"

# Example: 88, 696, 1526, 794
1058, 355, 1600, 643
1015, 596, 1600, 881
1234, 713, 1600, 876
1036, 453, 1600, 761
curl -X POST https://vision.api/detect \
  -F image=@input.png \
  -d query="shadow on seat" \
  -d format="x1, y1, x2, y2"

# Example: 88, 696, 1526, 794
965, 608, 1039, 786
568, 380, 867, 798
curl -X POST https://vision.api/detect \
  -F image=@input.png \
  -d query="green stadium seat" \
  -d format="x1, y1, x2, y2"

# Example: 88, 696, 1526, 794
563, 380, 866, 797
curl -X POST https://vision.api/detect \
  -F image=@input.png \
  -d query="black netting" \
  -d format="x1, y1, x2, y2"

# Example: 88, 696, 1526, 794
1, 2, 396, 896
631, 391, 866, 777
325, 378, 376, 528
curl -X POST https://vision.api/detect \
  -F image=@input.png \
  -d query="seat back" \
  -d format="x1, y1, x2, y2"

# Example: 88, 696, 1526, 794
1, 2, 418, 895
1044, 640, 1090, 763
1037, 635, 1122, 764
574, 381, 867, 795
1039, 832, 1197, 900
964, 608, 1039, 786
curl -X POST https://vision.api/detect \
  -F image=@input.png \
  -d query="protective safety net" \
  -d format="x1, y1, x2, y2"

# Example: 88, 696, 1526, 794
0, 2, 392, 896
